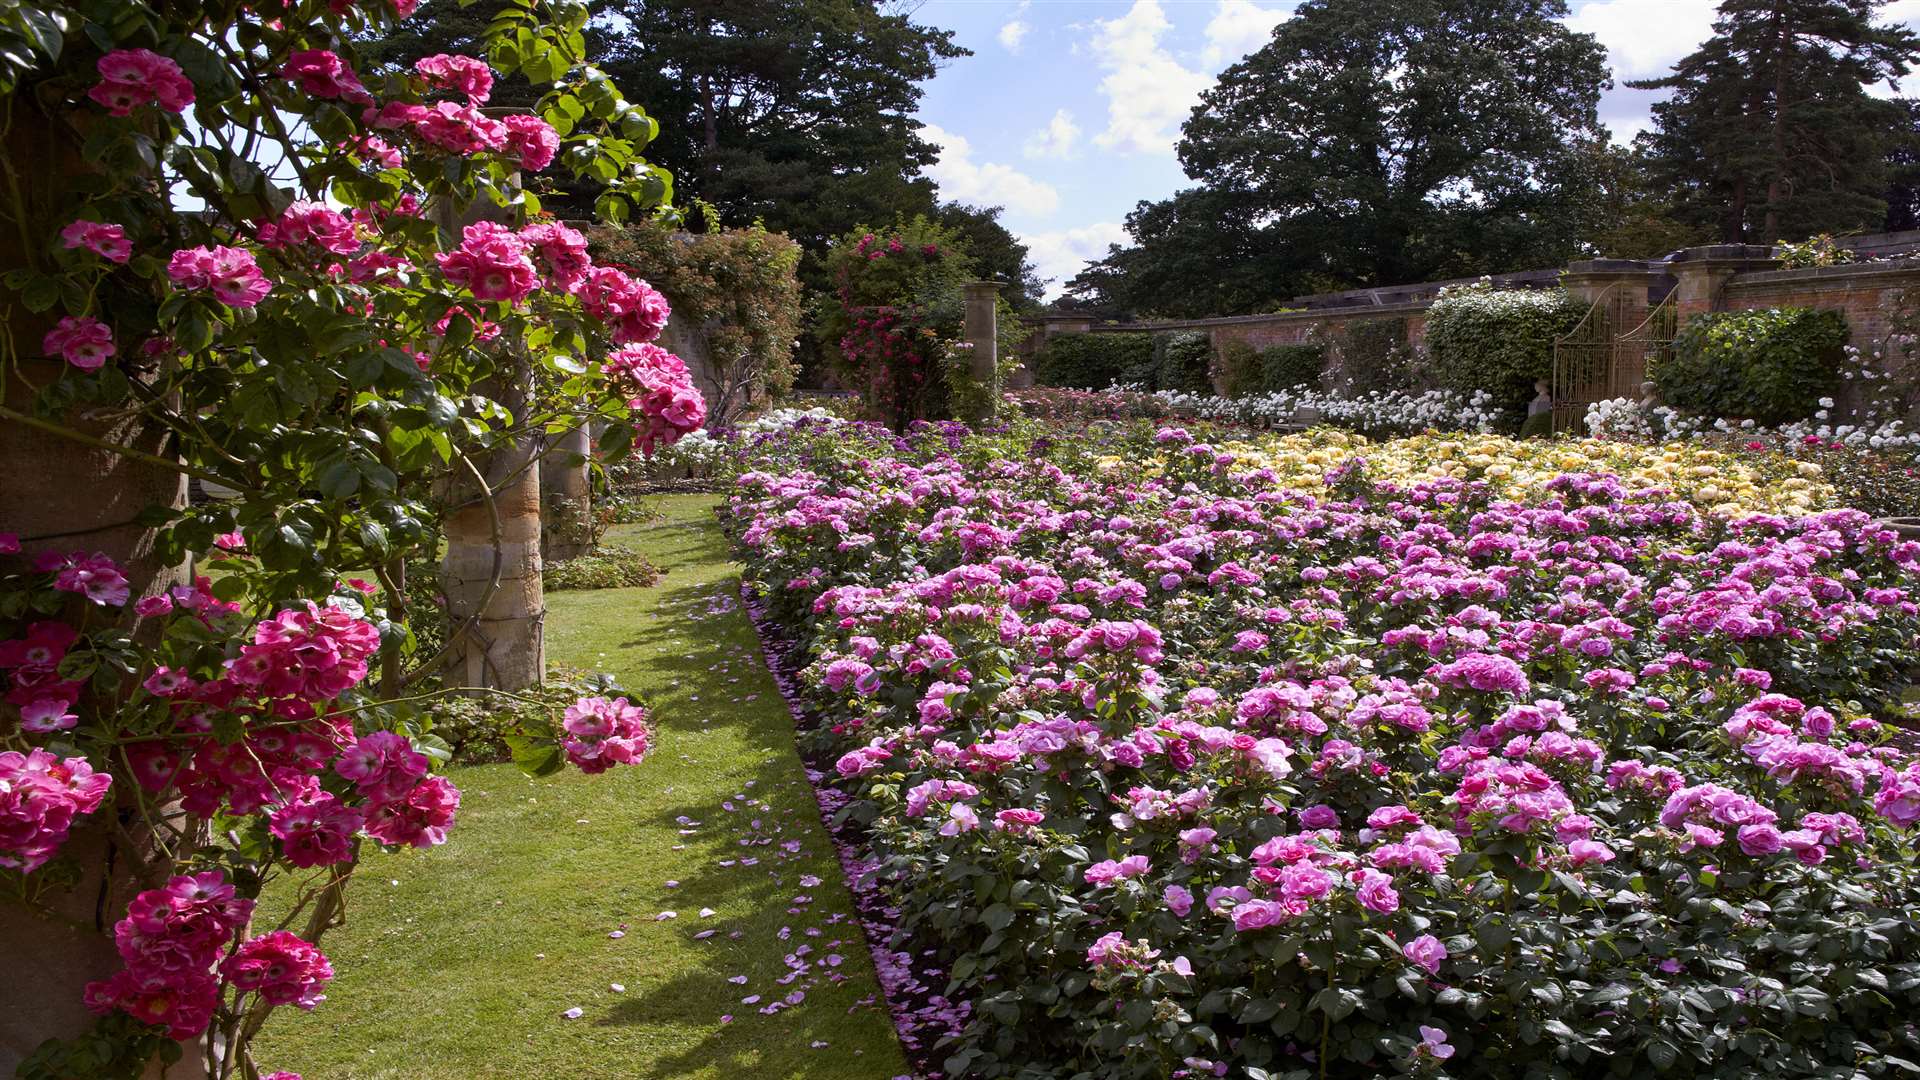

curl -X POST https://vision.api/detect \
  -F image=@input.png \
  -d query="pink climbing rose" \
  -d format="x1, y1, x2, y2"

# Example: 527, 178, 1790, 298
435, 221, 538, 303
87, 49, 194, 116
415, 53, 494, 105
42, 316, 115, 370
60, 220, 132, 262
167, 245, 275, 308
560, 695, 655, 774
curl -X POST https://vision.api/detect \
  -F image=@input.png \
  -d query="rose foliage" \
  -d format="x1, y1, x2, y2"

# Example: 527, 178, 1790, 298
0, 1, 688, 1076
724, 416, 1920, 1079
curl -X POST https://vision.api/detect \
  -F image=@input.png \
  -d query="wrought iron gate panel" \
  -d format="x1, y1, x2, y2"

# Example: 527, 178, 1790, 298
1552, 287, 1677, 434
1551, 284, 1621, 434
1611, 291, 1676, 408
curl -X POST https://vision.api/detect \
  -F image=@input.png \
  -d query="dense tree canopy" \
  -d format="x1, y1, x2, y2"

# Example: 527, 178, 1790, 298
1062, 187, 1301, 320
1070, 0, 1613, 318
588, 0, 964, 255
933, 202, 1043, 312
1632, 0, 1920, 243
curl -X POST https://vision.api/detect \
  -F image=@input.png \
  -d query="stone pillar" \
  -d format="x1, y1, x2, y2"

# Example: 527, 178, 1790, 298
539, 425, 593, 563
441, 413, 544, 692
0, 104, 193, 1079
1668, 244, 1779, 321
960, 281, 1001, 421
1561, 258, 1660, 331
432, 143, 545, 693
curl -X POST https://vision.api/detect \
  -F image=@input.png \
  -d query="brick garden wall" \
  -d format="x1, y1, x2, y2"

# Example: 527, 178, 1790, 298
1022, 241, 1920, 407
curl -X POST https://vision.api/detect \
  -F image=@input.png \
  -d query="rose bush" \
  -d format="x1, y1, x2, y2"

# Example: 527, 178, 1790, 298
0, 1, 693, 1075
723, 417, 1920, 1079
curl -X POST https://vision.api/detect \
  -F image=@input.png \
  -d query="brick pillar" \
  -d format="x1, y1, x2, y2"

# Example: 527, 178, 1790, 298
961, 281, 1001, 421
1668, 245, 1778, 321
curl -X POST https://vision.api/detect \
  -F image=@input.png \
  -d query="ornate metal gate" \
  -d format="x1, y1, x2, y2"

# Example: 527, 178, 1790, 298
1551, 286, 1676, 433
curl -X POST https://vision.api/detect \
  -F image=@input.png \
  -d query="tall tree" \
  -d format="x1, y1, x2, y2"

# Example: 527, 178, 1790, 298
1167, 0, 1611, 291
932, 202, 1043, 311
589, 0, 965, 259
1063, 188, 1302, 319
368, 1, 963, 263
1632, 0, 1919, 243
1885, 98, 1920, 231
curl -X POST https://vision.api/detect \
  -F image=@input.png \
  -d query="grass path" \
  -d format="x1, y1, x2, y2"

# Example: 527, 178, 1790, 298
254, 495, 910, 1080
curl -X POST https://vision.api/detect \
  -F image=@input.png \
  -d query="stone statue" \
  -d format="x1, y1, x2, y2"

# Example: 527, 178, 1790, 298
1519, 378, 1553, 438
1638, 380, 1661, 412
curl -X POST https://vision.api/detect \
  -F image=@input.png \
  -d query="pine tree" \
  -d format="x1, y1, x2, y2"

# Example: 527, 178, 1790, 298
1631, 0, 1920, 243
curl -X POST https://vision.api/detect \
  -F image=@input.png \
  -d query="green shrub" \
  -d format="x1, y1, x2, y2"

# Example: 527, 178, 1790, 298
545, 545, 664, 591
1031, 332, 1155, 389
1216, 339, 1262, 398
424, 666, 629, 765
1425, 284, 1584, 416
1258, 343, 1324, 393
1336, 318, 1415, 395
588, 218, 805, 427
1657, 307, 1849, 425
1154, 331, 1214, 393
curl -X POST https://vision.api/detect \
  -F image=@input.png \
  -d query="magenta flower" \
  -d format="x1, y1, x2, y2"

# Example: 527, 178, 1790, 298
1403, 933, 1447, 975
60, 219, 132, 262
88, 49, 194, 116
42, 316, 115, 371
167, 244, 274, 308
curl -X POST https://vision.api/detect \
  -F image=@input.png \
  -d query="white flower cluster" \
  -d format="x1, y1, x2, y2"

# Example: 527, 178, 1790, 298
1583, 396, 1920, 460
1143, 384, 1502, 437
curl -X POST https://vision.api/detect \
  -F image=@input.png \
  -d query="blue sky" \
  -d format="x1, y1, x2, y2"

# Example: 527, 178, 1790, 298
907, 0, 1920, 295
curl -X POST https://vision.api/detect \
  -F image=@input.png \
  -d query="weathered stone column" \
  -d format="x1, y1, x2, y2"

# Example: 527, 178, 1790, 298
1668, 244, 1779, 321
540, 424, 594, 562
1561, 258, 1660, 331
441, 401, 545, 691
961, 281, 1001, 421
0, 106, 194, 1078
432, 142, 545, 693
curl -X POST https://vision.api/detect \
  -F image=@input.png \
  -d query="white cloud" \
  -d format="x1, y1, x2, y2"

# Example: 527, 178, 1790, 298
921, 123, 1061, 217
1023, 109, 1081, 159
1089, 0, 1215, 156
998, 19, 1029, 53
1021, 222, 1130, 297
1566, 0, 1718, 81
1202, 0, 1290, 68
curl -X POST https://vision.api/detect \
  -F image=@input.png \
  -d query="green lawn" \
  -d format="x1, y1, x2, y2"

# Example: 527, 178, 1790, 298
253, 495, 910, 1080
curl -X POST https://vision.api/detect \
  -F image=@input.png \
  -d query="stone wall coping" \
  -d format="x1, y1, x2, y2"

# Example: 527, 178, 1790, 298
1060, 299, 1433, 334
1667, 244, 1778, 265
1725, 257, 1920, 289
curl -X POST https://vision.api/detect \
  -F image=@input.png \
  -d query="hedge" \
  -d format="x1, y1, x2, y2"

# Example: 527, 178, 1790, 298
1425, 285, 1584, 417
1032, 332, 1156, 389
1336, 318, 1414, 396
1217, 340, 1262, 399
1155, 331, 1214, 394
1656, 307, 1849, 426
1258, 344, 1325, 394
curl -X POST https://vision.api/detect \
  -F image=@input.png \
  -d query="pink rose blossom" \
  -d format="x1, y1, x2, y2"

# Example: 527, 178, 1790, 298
60, 220, 132, 262
88, 50, 194, 116
42, 316, 115, 370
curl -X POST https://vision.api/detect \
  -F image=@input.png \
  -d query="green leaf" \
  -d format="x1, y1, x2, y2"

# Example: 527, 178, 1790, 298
506, 735, 565, 778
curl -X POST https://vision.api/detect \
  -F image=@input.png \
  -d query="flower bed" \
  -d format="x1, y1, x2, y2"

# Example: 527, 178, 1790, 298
722, 418, 1920, 1079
